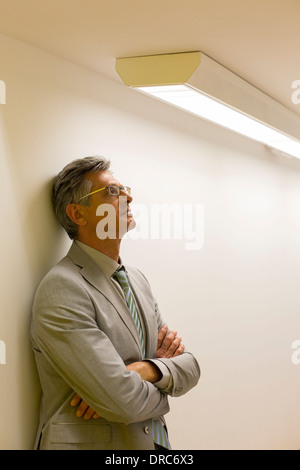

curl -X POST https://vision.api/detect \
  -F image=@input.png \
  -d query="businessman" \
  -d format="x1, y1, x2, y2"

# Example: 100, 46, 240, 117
31, 156, 200, 450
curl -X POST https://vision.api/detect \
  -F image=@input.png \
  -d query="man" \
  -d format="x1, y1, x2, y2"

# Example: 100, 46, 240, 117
31, 156, 200, 450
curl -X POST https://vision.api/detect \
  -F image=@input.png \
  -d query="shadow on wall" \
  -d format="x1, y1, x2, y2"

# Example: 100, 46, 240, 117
23, 177, 67, 284
19, 176, 69, 449
0, 111, 63, 448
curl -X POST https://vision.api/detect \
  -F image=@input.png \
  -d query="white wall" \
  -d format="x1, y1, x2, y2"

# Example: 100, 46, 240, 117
1, 33, 300, 450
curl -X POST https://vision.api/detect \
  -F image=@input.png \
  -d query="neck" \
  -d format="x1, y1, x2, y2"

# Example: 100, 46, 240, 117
76, 236, 122, 262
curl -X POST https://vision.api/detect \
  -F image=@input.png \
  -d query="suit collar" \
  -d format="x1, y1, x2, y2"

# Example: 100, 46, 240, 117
72, 240, 120, 276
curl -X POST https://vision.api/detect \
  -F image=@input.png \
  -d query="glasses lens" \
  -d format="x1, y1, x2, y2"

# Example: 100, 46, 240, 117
108, 185, 120, 196
107, 185, 131, 196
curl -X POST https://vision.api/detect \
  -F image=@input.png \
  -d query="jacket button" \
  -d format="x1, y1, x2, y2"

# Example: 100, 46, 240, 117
144, 426, 151, 434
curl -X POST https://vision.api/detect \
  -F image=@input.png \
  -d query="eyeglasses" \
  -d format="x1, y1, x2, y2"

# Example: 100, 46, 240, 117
76, 185, 131, 202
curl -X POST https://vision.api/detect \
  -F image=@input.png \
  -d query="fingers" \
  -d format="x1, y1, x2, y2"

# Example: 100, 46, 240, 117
156, 327, 185, 358
173, 341, 185, 357
74, 398, 89, 418
167, 334, 183, 356
70, 393, 81, 407
157, 325, 168, 349
70, 394, 100, 420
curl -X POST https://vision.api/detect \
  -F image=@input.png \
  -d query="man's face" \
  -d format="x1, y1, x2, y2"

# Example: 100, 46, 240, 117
80, 170, 135, 240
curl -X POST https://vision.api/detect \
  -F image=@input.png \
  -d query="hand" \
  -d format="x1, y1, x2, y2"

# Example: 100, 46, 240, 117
70, 393, 100, 420
156, 325, 185, 358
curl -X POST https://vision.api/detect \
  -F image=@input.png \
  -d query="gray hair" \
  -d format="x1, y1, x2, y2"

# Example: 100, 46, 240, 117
52, 156, 111, 239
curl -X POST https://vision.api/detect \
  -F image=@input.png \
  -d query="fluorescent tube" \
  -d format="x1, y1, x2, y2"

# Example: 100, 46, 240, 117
116, 52, 300, 159
137, 84, 300, 158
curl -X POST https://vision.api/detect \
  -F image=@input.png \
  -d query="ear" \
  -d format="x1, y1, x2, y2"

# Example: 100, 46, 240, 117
66, 203, 87, 227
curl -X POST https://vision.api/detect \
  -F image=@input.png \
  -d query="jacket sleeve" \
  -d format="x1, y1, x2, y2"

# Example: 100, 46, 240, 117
153, 302, 201, 397
135, 269, 201, 397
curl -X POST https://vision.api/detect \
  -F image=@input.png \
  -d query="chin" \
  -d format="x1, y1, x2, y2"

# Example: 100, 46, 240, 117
127, 215, 136, 231
117, 215, 136, 238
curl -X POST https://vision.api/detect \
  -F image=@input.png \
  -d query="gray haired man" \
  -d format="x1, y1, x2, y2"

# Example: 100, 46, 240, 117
31, 156, 200, 450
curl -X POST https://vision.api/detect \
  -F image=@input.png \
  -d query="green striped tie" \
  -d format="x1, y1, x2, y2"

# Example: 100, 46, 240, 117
113, 268, 145, 357
113, 268, 171, 450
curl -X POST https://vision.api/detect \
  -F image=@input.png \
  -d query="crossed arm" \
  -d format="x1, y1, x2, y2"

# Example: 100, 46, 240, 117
70, 325, 184, 419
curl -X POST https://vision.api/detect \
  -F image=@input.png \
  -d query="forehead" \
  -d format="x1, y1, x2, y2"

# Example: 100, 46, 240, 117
88, 170, 120, 188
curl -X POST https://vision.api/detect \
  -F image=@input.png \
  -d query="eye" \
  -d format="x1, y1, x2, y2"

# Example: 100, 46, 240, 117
108, 185, 120, 195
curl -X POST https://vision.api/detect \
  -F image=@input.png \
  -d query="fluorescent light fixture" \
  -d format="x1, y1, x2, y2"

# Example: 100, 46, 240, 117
116, 52, 300, 159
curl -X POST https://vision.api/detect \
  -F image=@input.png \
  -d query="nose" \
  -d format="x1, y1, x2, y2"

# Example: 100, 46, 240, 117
127, 192, 133, 203
122, 188, 133, 203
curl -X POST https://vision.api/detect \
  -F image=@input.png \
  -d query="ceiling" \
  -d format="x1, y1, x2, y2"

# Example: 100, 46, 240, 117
0, 0, 300, 115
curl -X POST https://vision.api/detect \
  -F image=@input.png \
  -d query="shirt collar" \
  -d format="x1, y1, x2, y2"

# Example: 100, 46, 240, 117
75, 240, 123, 277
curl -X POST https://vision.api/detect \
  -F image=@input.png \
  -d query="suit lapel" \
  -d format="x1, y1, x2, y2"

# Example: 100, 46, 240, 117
66, 242, 143, 356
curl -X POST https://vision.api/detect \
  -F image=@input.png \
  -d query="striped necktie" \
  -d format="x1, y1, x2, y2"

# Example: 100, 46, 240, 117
113, 268, 171, 450
113, 268, 145, 358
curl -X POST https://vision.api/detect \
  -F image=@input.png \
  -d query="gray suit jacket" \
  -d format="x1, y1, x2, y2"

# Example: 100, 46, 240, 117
31, 242, 200, 450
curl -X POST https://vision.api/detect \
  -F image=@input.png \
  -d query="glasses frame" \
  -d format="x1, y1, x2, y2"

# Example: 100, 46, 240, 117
76, 185, 131, 203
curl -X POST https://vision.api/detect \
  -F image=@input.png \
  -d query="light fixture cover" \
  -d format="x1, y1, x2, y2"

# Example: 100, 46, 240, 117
116, 52, 300, 159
